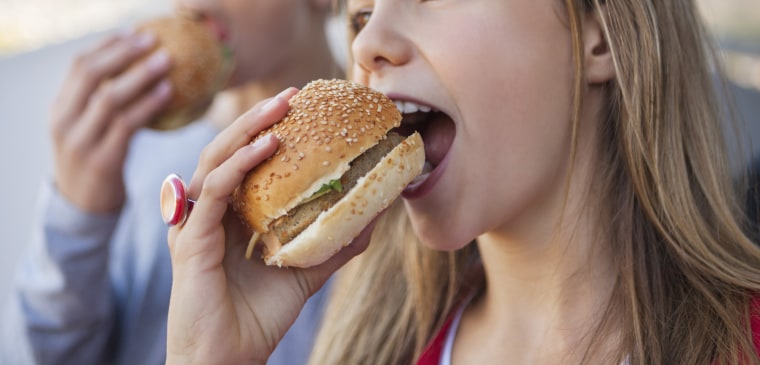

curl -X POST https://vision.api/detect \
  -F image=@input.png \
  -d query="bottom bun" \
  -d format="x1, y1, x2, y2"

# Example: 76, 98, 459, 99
261, 132, 425, 268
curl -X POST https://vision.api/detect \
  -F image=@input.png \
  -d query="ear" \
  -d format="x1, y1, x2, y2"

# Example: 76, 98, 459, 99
582, 7, 614, 84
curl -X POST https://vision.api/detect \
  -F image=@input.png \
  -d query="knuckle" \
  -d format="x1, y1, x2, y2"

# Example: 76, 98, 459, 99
201, 169, 223, 195
60, 136, 86, 158
49, 117, 66, 141
92, 85, 118, 110
71, 54, 91, 75
198, 144, 217, 170
72, 56, 101, 85
87, 152, 120, 180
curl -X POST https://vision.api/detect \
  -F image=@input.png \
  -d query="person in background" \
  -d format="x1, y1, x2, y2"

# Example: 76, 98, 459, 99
162, 0, 760, 364
2, 0, 340, 364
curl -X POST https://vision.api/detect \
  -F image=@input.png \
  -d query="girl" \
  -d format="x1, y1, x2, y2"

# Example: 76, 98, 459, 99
165, 0, 760, 364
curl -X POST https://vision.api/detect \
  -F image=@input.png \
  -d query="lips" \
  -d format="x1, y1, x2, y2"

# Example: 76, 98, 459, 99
202, 17, 229, 43
390, 99, 455, 199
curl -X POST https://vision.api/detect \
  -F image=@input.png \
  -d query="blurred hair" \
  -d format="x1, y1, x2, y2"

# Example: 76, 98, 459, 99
310, 1, 760, 364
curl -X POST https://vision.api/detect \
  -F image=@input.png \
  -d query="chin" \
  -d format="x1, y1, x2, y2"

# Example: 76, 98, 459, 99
405, 206, 474, 252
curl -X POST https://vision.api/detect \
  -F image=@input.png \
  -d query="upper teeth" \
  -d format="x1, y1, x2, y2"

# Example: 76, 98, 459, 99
394, 100, 433, 114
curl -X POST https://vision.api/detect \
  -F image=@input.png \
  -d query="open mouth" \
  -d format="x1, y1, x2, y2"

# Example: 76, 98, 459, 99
391, 100, 456, 194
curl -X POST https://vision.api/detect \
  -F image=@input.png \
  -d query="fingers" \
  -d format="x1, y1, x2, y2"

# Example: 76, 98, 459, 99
53, 32, 158, 131
170, 135, 280, 263
77, 51, 171, 138
46, 31, 177, 214
98, 80, 173, 162
188, 87, 299, 199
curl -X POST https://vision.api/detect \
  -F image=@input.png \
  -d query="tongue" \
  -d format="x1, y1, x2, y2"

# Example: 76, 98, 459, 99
421, 114, 455, 166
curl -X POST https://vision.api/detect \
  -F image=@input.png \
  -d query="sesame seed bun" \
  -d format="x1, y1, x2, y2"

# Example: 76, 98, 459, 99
137, 16, 233, 130
231, 79, 425, 268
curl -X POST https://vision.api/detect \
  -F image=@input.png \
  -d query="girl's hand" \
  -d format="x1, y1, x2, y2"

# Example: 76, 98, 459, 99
165, 89, 375, 365
51, 32, 172, 213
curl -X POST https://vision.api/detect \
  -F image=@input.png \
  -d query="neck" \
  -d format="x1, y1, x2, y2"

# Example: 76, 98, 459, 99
463, 202, 617, 363
459, 91, 619, 362
476, 215, 615, 327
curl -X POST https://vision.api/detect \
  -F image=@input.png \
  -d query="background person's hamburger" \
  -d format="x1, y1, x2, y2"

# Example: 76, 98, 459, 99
137, 16, 233, 130
232, 79, 425, 268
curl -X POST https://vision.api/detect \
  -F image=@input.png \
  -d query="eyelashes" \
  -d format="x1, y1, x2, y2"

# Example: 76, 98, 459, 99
349, 9, 372, 35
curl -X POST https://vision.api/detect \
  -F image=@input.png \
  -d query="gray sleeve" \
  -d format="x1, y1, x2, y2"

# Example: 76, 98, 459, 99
3, 181, 119, 365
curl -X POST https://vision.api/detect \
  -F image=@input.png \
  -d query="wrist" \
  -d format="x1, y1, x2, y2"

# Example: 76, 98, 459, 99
166, 347, 269, 365
166, 356, 267, 365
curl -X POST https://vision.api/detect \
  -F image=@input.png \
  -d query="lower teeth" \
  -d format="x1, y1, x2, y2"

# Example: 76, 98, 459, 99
409, 161, 435, 186
410, 172, 430, 186
422, 161, 434, 174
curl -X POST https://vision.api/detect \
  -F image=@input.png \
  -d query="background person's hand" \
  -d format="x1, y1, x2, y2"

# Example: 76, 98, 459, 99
50, 31, 172, 213
165, 90, 375, 364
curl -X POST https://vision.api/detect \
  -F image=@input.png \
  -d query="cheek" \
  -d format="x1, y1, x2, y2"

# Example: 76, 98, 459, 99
410, 13, 576, 245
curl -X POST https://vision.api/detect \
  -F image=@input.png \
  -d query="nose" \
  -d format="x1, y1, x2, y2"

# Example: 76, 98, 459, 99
351, 6, 412, 81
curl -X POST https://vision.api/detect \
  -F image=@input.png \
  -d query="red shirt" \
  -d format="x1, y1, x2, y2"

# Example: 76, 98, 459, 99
417, 298, 760, 365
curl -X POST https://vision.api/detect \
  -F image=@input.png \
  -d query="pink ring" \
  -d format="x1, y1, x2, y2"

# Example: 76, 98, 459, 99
160, 174, 193, 226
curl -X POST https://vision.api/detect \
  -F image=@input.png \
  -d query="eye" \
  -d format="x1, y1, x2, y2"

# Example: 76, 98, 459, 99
350, 9, 372, 34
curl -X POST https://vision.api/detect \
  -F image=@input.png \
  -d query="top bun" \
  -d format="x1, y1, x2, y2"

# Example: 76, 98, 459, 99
137, 16, 233, 130
233, 79, 402, 234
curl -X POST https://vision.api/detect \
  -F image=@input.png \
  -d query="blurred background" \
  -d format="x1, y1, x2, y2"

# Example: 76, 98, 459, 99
0, 0, 758, 328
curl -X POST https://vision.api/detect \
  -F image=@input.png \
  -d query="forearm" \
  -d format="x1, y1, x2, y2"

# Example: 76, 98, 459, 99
12, 181, 118, 363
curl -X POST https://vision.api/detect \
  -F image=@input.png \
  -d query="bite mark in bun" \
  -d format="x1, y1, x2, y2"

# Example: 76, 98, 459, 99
232, 79, 425, 268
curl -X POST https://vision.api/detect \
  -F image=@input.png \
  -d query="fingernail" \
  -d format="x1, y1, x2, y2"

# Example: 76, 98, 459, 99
134, 32, 156, 49
153, 80, 172, 99
119, 28, 137, 39
147, 50, 170, 71
250, 134, 277, 150
262, 87, 296, 111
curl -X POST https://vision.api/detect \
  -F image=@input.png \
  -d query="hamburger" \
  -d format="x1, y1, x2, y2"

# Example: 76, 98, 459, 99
137, 16, 233, 130
232, 79, 425, 268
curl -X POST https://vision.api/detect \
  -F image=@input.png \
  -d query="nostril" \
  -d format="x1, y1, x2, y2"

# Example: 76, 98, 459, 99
351, 20, 412, 72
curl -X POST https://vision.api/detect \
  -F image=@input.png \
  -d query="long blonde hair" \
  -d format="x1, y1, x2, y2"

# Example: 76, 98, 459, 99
310, 1, 760, 364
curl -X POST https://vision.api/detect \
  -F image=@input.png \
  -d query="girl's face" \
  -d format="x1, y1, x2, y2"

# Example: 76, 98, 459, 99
348, 0, 578, 250
173, 0, 320, 87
